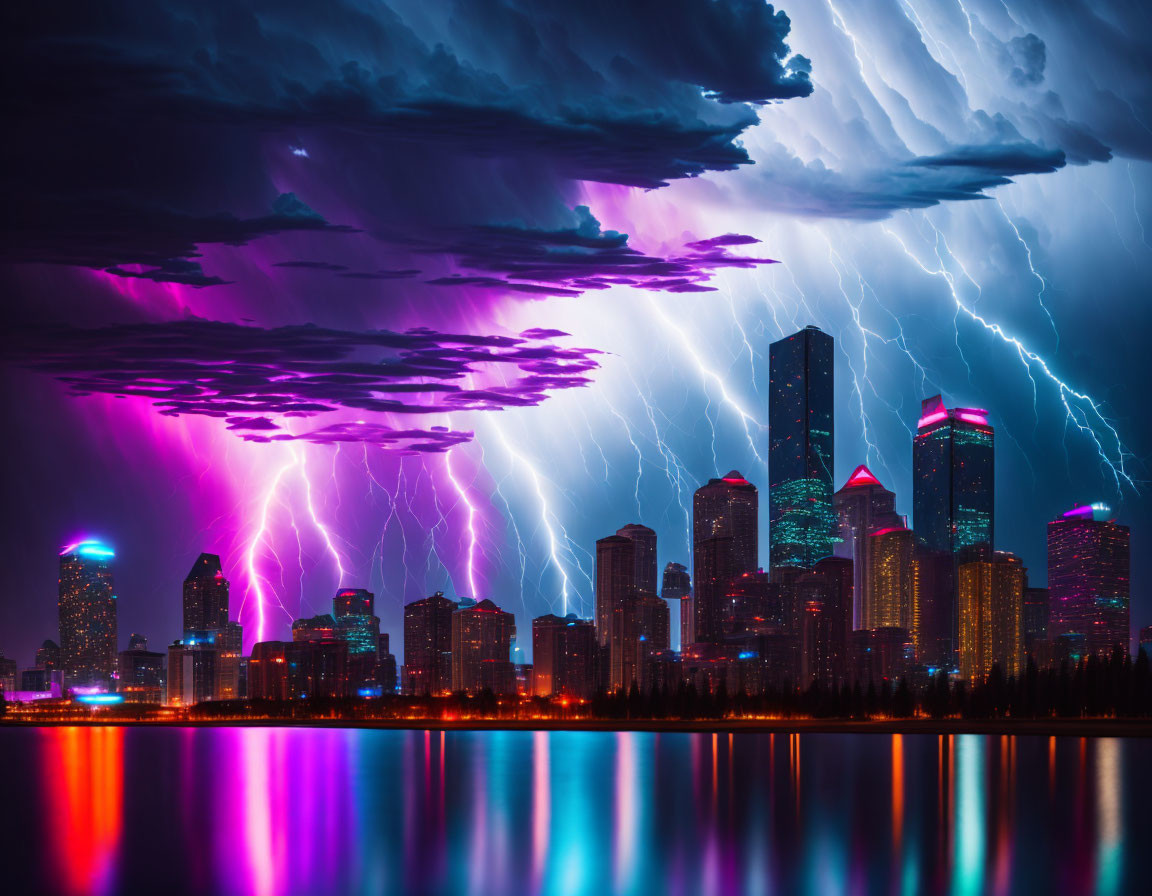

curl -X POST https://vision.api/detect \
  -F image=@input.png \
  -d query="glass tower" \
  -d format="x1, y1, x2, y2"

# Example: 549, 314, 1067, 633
769, 325, 835, 569
58, 540, 118, 687
182, 552, 229, 637
911, 395, 995, 554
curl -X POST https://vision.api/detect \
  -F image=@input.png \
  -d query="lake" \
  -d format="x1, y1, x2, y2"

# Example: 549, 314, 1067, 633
1, 727, 1148, 895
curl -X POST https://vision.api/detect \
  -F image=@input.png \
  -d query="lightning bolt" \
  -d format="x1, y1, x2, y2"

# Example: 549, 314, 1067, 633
443, 447, 481, 599
883, 216, 1137, 493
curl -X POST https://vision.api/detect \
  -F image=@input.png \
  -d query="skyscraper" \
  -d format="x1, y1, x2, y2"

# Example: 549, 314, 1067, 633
912, 395, 994, 667
833, 464, 905, 628
595, 534, 634, 648
660, 561, 692, 650
402, 592, 457, 695
769, 325, 835, 569
332, 588, 381, 658
912, 395, 995, 555
182, 553, 230, 636
864, 526, 914, 632
532, 614, 597, 698
693, 472, 758, 644
958, 552, 1025, 681
1048, 503, 1130, 657
617, 524, 658, 595
58, 540, 118, 687
450, 599, 516, 694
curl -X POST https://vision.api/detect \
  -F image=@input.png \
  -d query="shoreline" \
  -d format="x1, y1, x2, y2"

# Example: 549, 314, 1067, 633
2, 718, 1150, 737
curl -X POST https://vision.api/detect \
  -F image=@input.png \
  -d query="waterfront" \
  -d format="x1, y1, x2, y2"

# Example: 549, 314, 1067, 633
1, 729, 1148, 895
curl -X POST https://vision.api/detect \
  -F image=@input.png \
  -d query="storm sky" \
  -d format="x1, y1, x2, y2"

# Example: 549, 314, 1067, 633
2, 0, 1149, 663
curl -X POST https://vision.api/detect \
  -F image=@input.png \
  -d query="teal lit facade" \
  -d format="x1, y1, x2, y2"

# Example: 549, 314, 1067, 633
768, 326, 836, 569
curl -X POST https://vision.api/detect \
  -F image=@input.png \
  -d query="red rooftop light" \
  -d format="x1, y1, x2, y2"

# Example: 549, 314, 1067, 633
842, 464, 882, 489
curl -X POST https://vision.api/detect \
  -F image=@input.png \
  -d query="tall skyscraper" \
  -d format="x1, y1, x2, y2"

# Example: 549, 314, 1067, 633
402, 592, 457, 695
1048, 503, 1130, 656
912, 395, 994, 667
660, 561, 691, 650
58, 540, 118, 687
451, 599, 516, 694
864, 526, 914, 632
182, 553, 230, 636
769, 325, 835, 569
833, 464, 905, 628
693, 472, 758, 644
617, 524, 658, 595
958, 552, 1025, 681
532, 614, 597, 698
912, 395, 995, 554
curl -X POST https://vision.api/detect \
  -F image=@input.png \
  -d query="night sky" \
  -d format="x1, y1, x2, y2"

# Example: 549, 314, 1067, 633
2, 0, 1149, 665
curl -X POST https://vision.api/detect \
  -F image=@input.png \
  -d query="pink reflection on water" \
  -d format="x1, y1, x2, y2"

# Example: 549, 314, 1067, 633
613, 731, 638, 893
532, 731, 550, 889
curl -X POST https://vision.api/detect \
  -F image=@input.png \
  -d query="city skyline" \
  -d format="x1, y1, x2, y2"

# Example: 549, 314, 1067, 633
1, 325, 1140, 680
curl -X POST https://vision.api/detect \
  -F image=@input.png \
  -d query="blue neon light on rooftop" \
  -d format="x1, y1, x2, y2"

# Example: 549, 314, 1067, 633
60, 540, 115, 559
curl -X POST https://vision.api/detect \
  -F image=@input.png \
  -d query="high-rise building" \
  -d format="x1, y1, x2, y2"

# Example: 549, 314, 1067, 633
118, 639, 165, 703
617, 524, 658, 595
595, 534, 635, 648
809, 556, 854, 684
958, 552, 1025, 681
1048, 503, 1130, 656
451, 599, 516, 694
248, 641, 289, 700
532, 614, 568, 697
285, 638, 350, 699
58, 540, 118, 688
635, 592, 671, 692
693, 472, 758, 644
912, 395, 995, 555
911, 548, 954, 669
769, 325, 835, 569
402, 592, 457, 695
833, 465, 905, 627
864, 526, 914, 632
182, 553, 229, 637
1139, 626, 1152, 656
660, 562, 691, 649
332, 588, 381, 665
166, 641, 217, 706
1023, 586, 1050, 654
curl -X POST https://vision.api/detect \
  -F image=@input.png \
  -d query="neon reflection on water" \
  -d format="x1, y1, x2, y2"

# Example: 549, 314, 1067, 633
1095, 739, 1123, 896
42, 727, 124, 896
953, 735, 986, 896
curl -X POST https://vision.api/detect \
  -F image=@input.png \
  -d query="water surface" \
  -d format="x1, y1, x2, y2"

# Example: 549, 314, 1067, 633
1, 727, 1147, 895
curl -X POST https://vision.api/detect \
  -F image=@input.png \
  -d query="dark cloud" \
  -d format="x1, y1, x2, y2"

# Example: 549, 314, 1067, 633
241, 421, 474, 454
1007, 34, 1046, 87
2, 0, 810, 287
2, 319, 600, 448
427, 207, 776, 293
748, 143, 1068, 220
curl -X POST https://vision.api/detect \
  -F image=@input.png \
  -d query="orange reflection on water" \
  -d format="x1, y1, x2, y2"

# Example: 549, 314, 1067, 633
42, 727, 124, 896
891, 734, 904, 860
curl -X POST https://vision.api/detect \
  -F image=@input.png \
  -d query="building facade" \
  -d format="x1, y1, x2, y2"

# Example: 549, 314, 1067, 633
769, 325, 835, 569
450, 599, 516, 694
958, 552, 1025, 680
58, 540, 118, 688
864, 526, 914, 632
182, 553, 229, 637
402, 592, 457, 695
833, 465, 905, 628
617, 524, 658, 595
692, 472, 758, 644
1047, 504, 1130, 657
